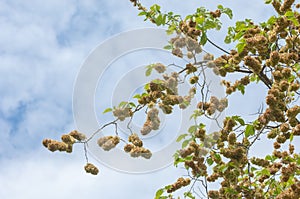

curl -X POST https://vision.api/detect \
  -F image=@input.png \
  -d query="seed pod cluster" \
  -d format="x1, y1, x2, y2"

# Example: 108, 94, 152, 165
141, 107, 160, 135
197, 96, 228, 115
222, 76, 250, 95
153, 63, 166, 73
84, 163, 99, 175
184, 155, 208, 177
69, 130, 86, 141
166, 177, 191, 193
170, 34, 202, 59
124, 134, 152, 159
97, 136, 120, 151
42, 130, 87, 153
179, 20, 201, 40
210, 9, 221, 18
128, 133, 143, 147
113, 107, 132, 121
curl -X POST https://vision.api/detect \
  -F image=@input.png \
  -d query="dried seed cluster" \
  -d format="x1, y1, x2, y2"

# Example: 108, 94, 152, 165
197, 96, 228, 115
124, 134, 152, 159
166, 177, 191, 193
153, 63, 166, 73
97, 136, 120, 151
170, 34, 202, 59
42, 130, 87, 153
141, 107, 160, 135
113, 107, 133, 121
84, 163, 99, 175
179, 20, 201, 40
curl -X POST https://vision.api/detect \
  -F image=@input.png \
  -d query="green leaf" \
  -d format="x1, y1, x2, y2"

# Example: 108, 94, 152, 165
261, 168, 271, 176
265, 155, 277, 162
176, 134, 188, 142
232, 115, 245, 126
200, 33, 207, 45
285, 11, 300, 26
251, 166, 258, 172
118, 101, 128, 108
207, 157, 214, 166
223, 8, 233, 19
189, 110, 203, 120
295, 63, 300, 72
245, 124, 255, 137
225, 188, 238, 195
138, 11, 147, 16
144, 83, 150, 90
217, 5, 224, 9
129, 102, 136, 108
174, 156, 186, 167
195, 16, 205, 24
265, 155, 271, 161
236, 41, 246, 53
188, 125, 197, 133
184, 192, 195, 199
145, 67, 153, 77
265, 0, 272, 4
155, 14, 164, 26
150, 4, 161, 12
285, 11, 294, 17
182, 139, 190, 148
152, 79, 165, 84
290, 133, 294, 142
250, 74, 259, 82
267, 16, 277, 26
217, 5, 233, 19
133, 94, 141, 99
163, 45, 172, 50
220, 164, 228, 173
199, 123, 206, 129
103, 108, 112, 114
155, 188, 164, 199
214, 153, 221, 162
237, 84, 245, 95
224, 35, 232, 44
234, 31, 245, 41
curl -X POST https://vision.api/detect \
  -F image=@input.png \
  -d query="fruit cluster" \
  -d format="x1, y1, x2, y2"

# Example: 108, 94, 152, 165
141, 107, 160, 135
124, 133, 152, 159
166, 177, 191, 193
97, 136, 120, 151
42, 130, 86, 153
84, 163, 99, 175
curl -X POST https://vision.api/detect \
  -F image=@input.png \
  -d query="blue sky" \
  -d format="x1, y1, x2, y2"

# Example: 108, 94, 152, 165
0, 1, 295, 199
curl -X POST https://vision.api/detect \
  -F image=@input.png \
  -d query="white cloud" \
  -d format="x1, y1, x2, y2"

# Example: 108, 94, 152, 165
0, 150, 186, 199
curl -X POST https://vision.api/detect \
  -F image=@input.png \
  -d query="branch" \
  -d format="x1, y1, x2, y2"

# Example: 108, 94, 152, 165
207, 37, 230, 54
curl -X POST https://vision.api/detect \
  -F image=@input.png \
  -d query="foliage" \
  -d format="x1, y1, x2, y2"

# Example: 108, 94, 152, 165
43, 0, 300, 198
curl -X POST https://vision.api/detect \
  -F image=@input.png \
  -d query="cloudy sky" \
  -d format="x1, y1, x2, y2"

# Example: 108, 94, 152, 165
0, 1, 293, 199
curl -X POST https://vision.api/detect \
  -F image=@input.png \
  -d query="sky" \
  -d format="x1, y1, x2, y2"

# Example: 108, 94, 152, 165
0, 1, 297, 199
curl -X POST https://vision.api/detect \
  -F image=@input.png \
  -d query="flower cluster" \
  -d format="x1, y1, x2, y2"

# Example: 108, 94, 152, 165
185, 156, 208, 177
113, 107, 132, 121
128, 133, 143, 147
84, 163, 99, 175
179, 20, 201, 40
42, 130, 87, 153
170, 34, 202, 59
141, 107, 160, 135
197, 96, 228, 115
124, 134, 152, 159
69, 130, 86, 141
166, 177, 191, 193
210, 9, 221, 18
97, 136, 120, 151
153, 63, 166, 73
